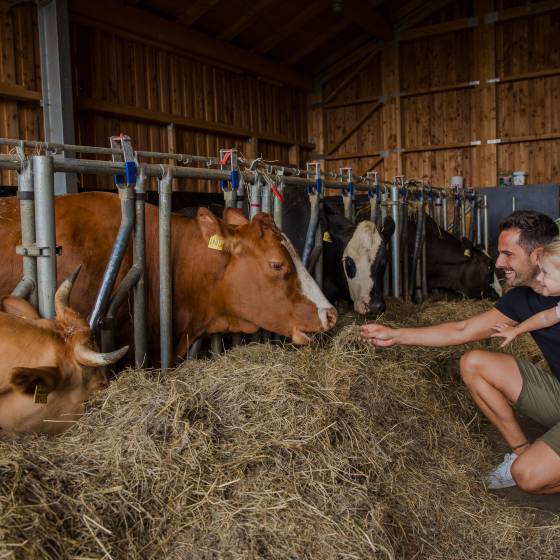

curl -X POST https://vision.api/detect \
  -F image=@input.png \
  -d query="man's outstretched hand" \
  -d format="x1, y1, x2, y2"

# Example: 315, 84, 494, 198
359, 323, 399, 347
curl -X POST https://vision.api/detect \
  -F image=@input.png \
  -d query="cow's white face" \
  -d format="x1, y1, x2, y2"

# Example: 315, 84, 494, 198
342, 221, 384, 314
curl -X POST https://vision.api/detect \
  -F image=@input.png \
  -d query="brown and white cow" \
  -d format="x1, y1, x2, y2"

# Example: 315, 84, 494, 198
0, 192, 337, 363
0, 268, 127, 437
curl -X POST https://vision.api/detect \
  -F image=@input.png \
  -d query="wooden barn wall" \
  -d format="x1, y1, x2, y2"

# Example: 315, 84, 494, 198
0, 3, 309, 191
313, 1, 560, 189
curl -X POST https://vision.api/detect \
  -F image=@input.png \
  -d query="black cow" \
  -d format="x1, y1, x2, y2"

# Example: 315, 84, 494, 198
409, 214, 500, 299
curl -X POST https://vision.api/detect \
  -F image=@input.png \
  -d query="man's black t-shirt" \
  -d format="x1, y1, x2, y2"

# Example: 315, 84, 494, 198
495, 287, 560, 381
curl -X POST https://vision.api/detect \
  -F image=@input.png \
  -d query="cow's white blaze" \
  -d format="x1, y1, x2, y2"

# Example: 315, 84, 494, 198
281, 234, 333, 329
342, 221, 383, 314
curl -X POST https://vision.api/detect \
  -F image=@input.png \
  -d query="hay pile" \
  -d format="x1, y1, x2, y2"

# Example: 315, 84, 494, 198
1, 300, 559, 559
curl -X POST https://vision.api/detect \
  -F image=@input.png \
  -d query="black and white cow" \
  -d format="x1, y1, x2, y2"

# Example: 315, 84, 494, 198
409, 214, 501, 299
320, 205, 395, 315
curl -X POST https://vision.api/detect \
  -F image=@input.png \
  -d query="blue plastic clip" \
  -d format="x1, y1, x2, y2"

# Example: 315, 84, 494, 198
315, 177, 322, 194
124, 161, 137, 186
231, 169, 239, 190
113, 174, 124, 187
348, 181, 354, 196
219, 179, 227, 191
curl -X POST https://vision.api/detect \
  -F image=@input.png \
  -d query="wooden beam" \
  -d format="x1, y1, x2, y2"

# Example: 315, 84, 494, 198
343, 0, 392, 41
0, 82, 41, 102
325, 95, 381, 109
400, 81, 478, 98
70, 0, 312, 91
402, 141, 476, 153
393, 0, 430, 23
325, 151, 381, 161
76, 96, 314, 148
327, 100, 383, 155
497, 132, 560, 145
323, 46, 382, 106
496, 0, 560, 23
318, 39, 380, 83
397, 0, 454, 31
364, 156, 384, 173
219, 0, 277, 42
499, 67, 560, 84
253, 1, 325, 55
400, 16, 477, 42
285, 19, 352, 66
175, 0, 221, 27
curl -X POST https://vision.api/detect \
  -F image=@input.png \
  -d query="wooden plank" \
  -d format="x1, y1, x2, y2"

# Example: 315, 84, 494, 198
400, 16, 478, 42
499, 67, 560, 84
253, 1, 325, 55
76, 96, 314, 147
325, 151, 381, 161
176, 0, 221, 27
324, 95, 381, 109
0, 81, 40, 102
398, 0, 455, 33
403, 141, 476, 153
315, 36, 373, 81
498, 132, 560, 144
327, 100, 383, 155
219, 0, 277, 42
70, 0, 312, 91
400, 81, 477, 98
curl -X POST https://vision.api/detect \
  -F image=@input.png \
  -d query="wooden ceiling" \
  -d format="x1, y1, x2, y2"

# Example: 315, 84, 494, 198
121, 0, 476, 76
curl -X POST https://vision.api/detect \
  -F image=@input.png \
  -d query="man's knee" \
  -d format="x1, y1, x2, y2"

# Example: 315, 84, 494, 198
511, 458, 544, 494
460, 350, 487, 386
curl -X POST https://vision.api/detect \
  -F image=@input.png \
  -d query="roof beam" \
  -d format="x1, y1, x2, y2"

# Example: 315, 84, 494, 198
342, 0, 392, 41
252, 1, 325, 55
218, 0, 277, 41
397, 0, 454, 31
285, 18, 352, 66
70, 0, 312, 90
175, 0, 221, 27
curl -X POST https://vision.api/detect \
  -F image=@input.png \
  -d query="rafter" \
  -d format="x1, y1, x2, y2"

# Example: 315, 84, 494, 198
218, 0, 277, 41
252, 1, 325, 55
285, 19, 352, 66
342, 0, 392, 40
176, 0, 221, 27
397, 0, 454, 31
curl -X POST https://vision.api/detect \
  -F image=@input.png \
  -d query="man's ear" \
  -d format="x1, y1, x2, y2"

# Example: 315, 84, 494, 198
531, 246, 544, 263
10, 366, 62, 396
223, 207, 248, 226
0, 296, 40, 319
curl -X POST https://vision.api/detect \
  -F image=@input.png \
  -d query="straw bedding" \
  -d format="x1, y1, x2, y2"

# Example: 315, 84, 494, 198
1, 299, 559, 559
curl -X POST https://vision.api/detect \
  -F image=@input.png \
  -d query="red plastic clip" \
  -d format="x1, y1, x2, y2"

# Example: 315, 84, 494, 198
220, 151, 232, 165
271, 183, 284, 202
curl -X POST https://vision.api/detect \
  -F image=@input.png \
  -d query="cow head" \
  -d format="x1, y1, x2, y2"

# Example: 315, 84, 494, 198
343, 217, 395, 315
195, 208, 337, 343
0, 267, 128, 437
460, 238, 501, 300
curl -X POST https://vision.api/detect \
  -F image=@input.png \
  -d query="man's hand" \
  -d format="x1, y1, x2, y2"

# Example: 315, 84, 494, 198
359, 323, 399, 347
491, 323, 520, 347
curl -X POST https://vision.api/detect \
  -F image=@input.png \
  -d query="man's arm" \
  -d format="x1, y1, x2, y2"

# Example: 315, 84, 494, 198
360, 307, 517, 347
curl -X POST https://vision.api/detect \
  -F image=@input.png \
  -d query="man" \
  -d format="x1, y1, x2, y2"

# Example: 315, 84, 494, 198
360, 210, 560, 494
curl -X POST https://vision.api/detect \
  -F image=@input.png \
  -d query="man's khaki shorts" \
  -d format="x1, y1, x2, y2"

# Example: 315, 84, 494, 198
514, 359, 560, 457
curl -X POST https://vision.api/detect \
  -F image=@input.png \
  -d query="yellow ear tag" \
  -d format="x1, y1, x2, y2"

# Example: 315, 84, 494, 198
208, 234, 225, 251
33, 384, 49, 404
323, 231, 333, 243
464, 249, 472, 257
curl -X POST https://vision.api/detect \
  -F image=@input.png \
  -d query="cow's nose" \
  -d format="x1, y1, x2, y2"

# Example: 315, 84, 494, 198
368, 299, 386, 316
325, 307, 337, 330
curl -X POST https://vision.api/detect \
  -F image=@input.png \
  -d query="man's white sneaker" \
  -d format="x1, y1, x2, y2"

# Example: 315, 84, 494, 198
486, 452, 518, 489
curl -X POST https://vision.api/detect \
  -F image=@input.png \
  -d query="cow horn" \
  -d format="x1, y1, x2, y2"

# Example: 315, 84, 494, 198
74, 343, 129, 367
54, 265, 82, 317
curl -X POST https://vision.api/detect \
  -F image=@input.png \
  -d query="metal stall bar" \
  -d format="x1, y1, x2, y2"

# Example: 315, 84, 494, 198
400, 183, 409, 301
380, 188, 389, 296
12, 149, 37, 304
476, 196, 483, 247
421, 187, 428, 299
340, 167, 354, 221
367, 172, 380, 226
442, 191, 449, 231
390, 181, 401, 299
158, 168, 174, 369
32, 155, 58, 318
302, 162, 322, 270
273, 169, 285, 230
483, 195, 489, 253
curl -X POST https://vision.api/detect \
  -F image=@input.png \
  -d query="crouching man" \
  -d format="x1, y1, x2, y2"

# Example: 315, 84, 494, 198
360, 210, 560, 494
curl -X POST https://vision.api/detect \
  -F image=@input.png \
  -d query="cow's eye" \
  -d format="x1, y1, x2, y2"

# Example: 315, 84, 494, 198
270, 261, 284, 271
344, 256, 356, 279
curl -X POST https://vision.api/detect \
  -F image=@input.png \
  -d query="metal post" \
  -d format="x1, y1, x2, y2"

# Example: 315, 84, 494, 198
13, 153, 38, 306
32, 155, 57, 319
340, 167, 354, 221
442, 192, 449, 231
380, 189, 389, 296
460, 192, 467, 238
133, 167, 148, 367
273, 170, 284, 230
367, 172, 379, 226
483, 195, 489, 253
400, 187, 409, 301
512, 195, 516, 212
476, 196, 483, 246
303, 192, 320, 268
261, 181, 272, 215
434, 192, 442, 227
158, 169, 173, 369
37, 0, 77, 194
249, 177, 262, 219
390, 183, 400, 298
421, 211, 428, 299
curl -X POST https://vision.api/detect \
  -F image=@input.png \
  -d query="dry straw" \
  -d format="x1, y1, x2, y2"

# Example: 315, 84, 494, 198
1, 299, 559, 559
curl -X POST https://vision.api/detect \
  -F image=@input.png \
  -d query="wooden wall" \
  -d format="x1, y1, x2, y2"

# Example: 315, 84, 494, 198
313, 0, 560, 188
0, 2, 310, 191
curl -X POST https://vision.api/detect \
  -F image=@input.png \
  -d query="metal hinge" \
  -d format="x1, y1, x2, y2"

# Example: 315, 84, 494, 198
16, 244, 62, 257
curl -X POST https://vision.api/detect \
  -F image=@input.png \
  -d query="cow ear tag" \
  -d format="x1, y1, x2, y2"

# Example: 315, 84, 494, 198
208, 234, 225, 251
33, 384, 49, 404
323, 231, 333, 243
463, 249, 472, 257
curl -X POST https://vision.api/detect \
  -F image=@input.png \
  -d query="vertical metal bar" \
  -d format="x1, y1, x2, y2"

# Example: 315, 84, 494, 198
442, 192, 449, 231
390, 185, 400, 298
16, 155, 38, 306
512, 195, 516, 212
314, 222, 323, 289
134, 168, 148, 367
249, 177, 262, 219
32, 155, 57, 319
476, 196, 483, 246
159, 170, 173, 369
261, 181, 272, 215
273, 178, 284, 230
483, 195, 489, 253
37, 0, 77, 194
421, 214, 428, 299
381, 189, 389, 296
401, 192, 409, 301
460, 193, 467, 238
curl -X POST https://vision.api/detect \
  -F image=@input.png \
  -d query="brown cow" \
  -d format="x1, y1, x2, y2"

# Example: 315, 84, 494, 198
0, 267, 127, 437
0, 192, 336, 362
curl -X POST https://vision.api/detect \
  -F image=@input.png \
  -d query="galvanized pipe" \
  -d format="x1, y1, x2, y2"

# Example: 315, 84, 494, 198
476, 197, 483, 246
88, 184, 135, 332
442, 193, 449, 231
390, 185, 400, 299
133, 168, 148, 368
400, 193, 409, 301
369, 192, 379, 226
342, 192, 353, 221
273, 181, 284, 230
410, 199, 425, 302
249, 178, 262, 219
158, 170, 173, 369
380, 190, 389, 296
483, 195, 489, 253
15, 155, 37, 307
32, 155, 57, 319
302, 193, 320, 269
261, 181, 272, 215
421, 207, 428, 299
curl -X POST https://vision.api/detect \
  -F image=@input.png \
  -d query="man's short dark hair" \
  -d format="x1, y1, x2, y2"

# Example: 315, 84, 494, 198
499, 210, 558, 253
